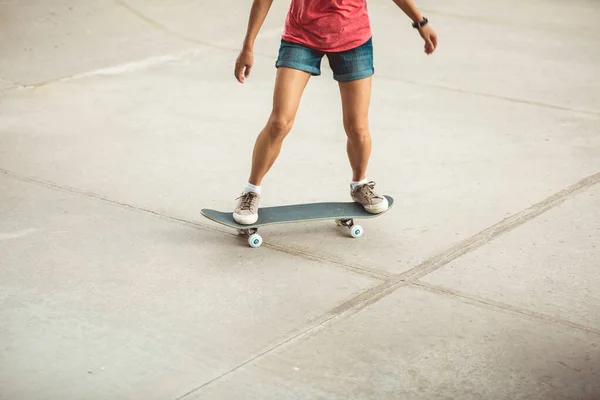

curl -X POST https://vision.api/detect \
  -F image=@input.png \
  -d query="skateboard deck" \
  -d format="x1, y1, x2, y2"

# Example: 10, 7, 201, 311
201, 195, 394, 248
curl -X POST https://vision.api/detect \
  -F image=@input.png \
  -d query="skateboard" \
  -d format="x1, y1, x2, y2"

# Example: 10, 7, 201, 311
200, 195, 394, 248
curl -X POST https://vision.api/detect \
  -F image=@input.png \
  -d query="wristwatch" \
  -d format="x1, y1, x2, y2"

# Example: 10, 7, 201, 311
412, 17, 428, 29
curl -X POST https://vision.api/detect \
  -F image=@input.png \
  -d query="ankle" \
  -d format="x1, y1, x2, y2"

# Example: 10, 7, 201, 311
244, 182, 261, 194
351, 178, 368, 191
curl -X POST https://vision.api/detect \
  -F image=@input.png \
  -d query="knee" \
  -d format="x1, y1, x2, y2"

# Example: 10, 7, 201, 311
345, 121, 370, 142
266, 114, 294, 140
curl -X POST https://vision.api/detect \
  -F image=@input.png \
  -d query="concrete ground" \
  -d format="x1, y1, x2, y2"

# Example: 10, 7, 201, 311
1, 0, 599, 399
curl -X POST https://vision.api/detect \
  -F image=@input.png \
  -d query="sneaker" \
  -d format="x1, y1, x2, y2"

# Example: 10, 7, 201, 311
351, 181, 389, 214
233, 191, 260, 224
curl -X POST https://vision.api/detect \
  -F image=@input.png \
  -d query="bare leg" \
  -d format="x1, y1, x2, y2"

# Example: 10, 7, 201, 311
248, 67, 311, 185
338, 77, 372, 182
338, 76, 387, 213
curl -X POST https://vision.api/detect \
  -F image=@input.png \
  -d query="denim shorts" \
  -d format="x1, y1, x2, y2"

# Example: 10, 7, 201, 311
275, 38, 374, 82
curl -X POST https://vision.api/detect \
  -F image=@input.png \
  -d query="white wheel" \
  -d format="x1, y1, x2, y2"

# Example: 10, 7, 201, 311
350, 225, 364, 238
237, 229, 246, 236
248, 233, 263, 248
335, 219, 343, 226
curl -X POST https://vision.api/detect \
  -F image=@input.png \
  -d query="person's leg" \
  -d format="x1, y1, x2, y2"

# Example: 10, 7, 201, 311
339, 76, 372, 183
328, 38, 388, 213
339, 76, 387, 213
248, 66, 311, 186
234, 40, 322, 224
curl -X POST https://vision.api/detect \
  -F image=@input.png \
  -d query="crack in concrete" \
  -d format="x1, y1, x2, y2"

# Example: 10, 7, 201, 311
417, 7, 598, 38
0, 168, 223, 232
0, 4, 598, 399
0, 77, 20, 85
173, 279, 397, 400
173, 171, 600, 398
264, 242, 394, 280
402, 172, 600, 281
116, 0, 600, 117
2, 167, 599, 399
2, 168, 598, 297
7, 46, 596, 117
0, 168, 390, 280
176, 278, 600, 399
411, 281, 600, 336
2, 0, 588, 117
377, 75, 600, 117
114, 0, 234, 51
0, 77, 23, 93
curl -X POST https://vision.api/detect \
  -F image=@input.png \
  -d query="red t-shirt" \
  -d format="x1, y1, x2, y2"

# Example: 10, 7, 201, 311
282, 0, 371, 52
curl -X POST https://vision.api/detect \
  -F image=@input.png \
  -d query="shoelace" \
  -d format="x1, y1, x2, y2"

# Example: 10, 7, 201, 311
357, 181, 383, 199
237, 192, 257, 210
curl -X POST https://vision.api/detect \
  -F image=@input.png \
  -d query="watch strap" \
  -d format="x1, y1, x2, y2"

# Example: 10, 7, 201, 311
412, 17, 429, 29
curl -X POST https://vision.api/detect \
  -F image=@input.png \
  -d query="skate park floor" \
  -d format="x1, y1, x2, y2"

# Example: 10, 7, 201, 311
1, 0, 599, 399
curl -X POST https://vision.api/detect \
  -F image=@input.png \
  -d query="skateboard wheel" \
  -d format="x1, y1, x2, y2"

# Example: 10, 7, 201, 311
335, 219, 343, 226
237, 229, 246, 236
350, 225, 364, 238
248, 233, 263, 248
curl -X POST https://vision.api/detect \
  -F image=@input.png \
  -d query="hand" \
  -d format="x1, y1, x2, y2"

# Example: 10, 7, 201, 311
418, 24, 438, 55
235, 47, 254, 83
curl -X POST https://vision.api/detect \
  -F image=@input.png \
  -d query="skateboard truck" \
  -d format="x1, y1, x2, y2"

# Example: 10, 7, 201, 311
236, 219, 365, 248
335, 219, 364, 239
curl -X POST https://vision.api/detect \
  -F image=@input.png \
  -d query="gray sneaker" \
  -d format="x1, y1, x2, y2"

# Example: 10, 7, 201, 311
351, 181, 389, 214
233, 191, 260, 224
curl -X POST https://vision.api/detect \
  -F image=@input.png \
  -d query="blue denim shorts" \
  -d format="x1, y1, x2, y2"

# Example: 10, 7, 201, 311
275, 38, 374, 82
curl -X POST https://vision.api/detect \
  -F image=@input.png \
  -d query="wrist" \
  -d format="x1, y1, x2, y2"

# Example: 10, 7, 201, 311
411, 16, 428, 29
242, 39, 254, 51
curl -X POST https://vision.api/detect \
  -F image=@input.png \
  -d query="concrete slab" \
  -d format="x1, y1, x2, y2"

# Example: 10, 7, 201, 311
1, 0, 600, 398
418, 0, 598, 31
115, 0, 600, 113
423, 184, 600, 330
369, 0, 600, 113
119, 0, 292, 49
0, 175, 376, 400
189, 286, 600, 400
0, 47, 598, 276
0, 0, 191, 86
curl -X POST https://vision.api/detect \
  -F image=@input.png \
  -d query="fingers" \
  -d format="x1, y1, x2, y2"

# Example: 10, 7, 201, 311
234, 61, 243, 83
425, 37, 434, 54
234, 62, 248, 84
424, 32, 438, 55
234, 55, 253, 84
418, 26, 438, 55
